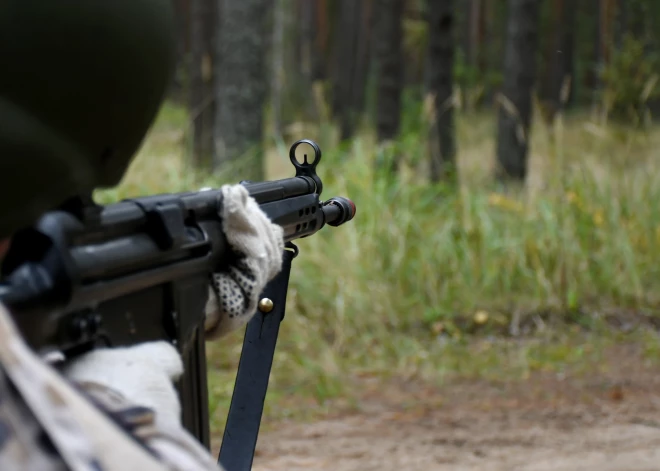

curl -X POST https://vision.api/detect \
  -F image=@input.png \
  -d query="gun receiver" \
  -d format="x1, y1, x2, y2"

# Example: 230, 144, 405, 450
0, 139, 354, 352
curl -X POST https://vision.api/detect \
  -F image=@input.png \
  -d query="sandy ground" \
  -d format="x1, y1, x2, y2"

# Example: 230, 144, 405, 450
238, 343, 660, 471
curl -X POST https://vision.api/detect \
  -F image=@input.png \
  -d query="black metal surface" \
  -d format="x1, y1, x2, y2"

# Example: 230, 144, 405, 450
217, 244, 298, 471
178, 325, 210, 447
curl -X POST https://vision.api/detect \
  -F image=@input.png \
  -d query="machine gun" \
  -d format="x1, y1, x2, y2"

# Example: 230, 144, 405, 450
0, 139, 355, 471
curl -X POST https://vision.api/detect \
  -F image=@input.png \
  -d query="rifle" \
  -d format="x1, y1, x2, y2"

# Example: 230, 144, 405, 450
0, 139, 355, 471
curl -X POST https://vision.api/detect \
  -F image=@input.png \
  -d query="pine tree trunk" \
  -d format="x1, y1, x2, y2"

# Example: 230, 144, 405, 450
299, 0, 315, 86
374, 0, 403, 144
468, 0, 486, 71
298, 0, 323, 120
331, 0, 373, 141
214, 0, 271, 180
539, 0, 563, 115
585, 0, 600, 99
539, 0, 575, 122
481, 0, 499, 105
426, 0, 457, 184
271, 0, 286, 137
593, 0, 616, 108
189, 0, 216, 168
495, 0, 540, 181
315, 0, 330, 82
559, 2, 576, 108
460, 1, 471, 66
353, 0, 374, 121
172, 0, 190, 103
614, 0, 627, 49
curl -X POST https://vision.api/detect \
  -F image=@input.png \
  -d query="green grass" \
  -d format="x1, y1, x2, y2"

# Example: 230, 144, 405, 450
96, 101, 660, 434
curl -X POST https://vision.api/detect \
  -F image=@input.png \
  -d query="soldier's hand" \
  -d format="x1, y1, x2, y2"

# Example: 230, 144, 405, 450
62, 341, 184, 427
203, 184, 284, 339
60, 341, 226, 470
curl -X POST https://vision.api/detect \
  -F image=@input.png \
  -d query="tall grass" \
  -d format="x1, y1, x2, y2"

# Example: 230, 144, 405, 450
96, 101, 660, 431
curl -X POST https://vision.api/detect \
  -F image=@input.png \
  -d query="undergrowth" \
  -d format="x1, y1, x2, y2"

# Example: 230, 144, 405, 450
95, 101, 660, 434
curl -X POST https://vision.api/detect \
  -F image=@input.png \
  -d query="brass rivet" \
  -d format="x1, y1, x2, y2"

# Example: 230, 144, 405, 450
258, 298, 274, 313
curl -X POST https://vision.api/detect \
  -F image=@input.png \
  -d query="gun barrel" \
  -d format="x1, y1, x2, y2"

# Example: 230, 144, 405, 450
243, 177, 316, 204
322, 197, 356, 227
90, 174, 317, 242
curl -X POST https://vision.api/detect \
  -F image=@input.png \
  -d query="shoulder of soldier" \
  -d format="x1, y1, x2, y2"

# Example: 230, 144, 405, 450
0, 365, 69, 470
0, 302, 223, 471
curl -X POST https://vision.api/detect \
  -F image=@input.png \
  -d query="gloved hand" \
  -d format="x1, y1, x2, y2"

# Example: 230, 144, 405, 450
62, 341, 184, 428
204, 184, 284, 339
60, 341, 224, 470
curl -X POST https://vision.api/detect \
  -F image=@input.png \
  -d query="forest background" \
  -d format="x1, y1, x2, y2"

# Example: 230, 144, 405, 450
98, 1, 660, 468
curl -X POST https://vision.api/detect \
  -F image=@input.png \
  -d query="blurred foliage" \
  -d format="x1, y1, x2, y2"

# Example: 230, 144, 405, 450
600, 35, 660, 123
402, 14, 428, 85
453, 50, 503, 110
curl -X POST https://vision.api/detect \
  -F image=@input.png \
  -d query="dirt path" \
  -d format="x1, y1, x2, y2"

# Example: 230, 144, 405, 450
245, 343, 660, 471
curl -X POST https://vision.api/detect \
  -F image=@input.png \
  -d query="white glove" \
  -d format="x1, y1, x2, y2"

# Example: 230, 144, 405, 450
61, 341, 184, 428
59, 341, 225, 470
204, 184, 285, 339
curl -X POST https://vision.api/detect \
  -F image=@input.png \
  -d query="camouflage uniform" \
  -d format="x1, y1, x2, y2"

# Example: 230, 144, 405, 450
0, 300, 224, 471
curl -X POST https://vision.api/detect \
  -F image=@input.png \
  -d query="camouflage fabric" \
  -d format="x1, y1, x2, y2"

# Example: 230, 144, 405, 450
0, 301, 224, 471
0, 369, 69, 470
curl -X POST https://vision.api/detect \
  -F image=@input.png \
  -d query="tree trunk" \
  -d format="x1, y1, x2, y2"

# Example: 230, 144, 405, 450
354, 0, 374, 121
330, 0, 357, 140
468, 0, 486, 72
171, 0, 190, 103
299, 0, 315, 85
426, 0, 457, 184
539, 0, 576, 123
584, 0, 600, 99
458, 0, 482, 106
539, 0, 563, 115
481, 0, 500, 105
460, 0, 471, 66
374, 0, 403, 144
330, 0, 373, 141
614, 0, 627, 49
496, 0, 541, 181
593, 0, 616, 107
315, 0, 330, 82
271, 0, 286, 137
297, 0, 324, 120
189, 0, 216, 168
214, 0, 271, 180
559, 2, 576, 108
599, 0, 616, 64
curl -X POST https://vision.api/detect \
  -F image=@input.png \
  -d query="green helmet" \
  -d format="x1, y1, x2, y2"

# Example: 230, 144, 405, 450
0, 0, 177, 237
